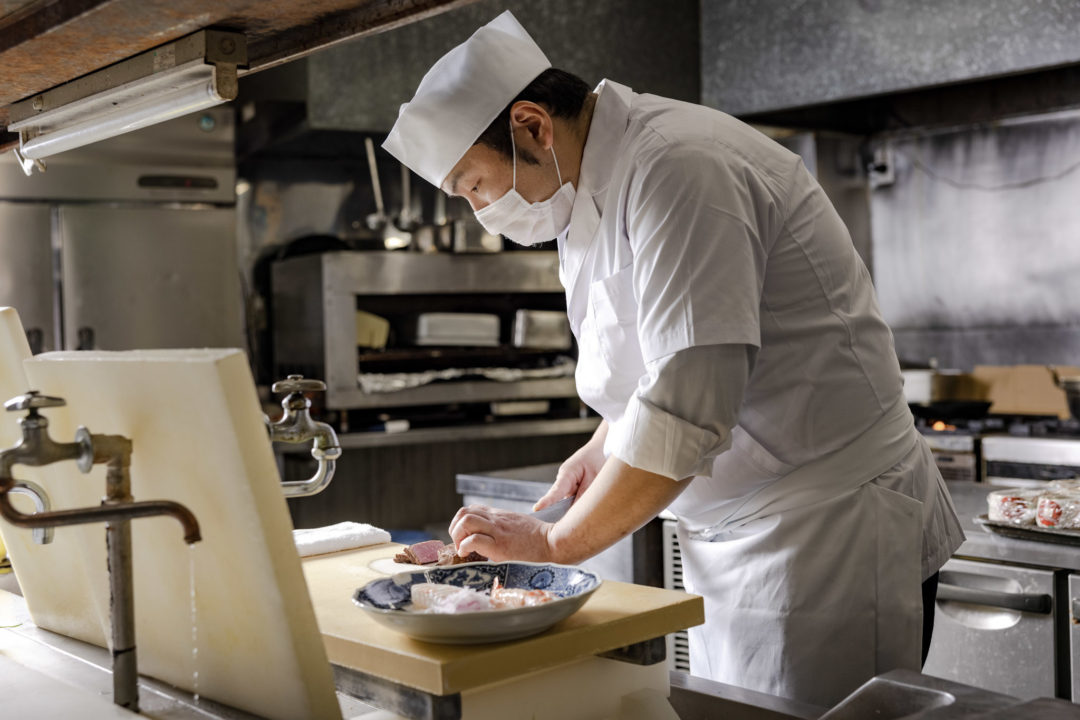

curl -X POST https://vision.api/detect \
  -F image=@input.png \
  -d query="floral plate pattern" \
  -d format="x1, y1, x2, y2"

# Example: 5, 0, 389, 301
353, 561, 602, 644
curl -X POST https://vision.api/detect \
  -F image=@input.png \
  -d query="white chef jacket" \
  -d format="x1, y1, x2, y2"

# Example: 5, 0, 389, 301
559, 79, 965, 705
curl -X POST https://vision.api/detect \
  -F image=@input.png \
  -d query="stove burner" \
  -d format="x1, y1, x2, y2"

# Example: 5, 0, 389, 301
915, 413, 1074, 438
1009, 417, 1080, 438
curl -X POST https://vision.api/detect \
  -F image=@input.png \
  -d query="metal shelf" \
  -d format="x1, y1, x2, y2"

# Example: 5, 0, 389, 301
331, 377, 579, 409
324, 251, 563, 295
277, 416, 601, 450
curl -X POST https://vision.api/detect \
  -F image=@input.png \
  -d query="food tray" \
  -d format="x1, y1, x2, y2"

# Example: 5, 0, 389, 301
976, 514, 1080, 547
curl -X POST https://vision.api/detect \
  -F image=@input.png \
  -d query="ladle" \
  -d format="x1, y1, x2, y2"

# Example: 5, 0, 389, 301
364, 137, 411, 249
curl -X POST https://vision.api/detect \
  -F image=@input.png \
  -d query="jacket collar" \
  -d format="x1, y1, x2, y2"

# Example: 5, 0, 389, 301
559, 80, 633, 333
576, 79, 633, 209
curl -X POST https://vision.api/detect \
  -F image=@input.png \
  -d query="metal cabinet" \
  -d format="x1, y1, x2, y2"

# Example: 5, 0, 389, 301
924, 558, 1059, 700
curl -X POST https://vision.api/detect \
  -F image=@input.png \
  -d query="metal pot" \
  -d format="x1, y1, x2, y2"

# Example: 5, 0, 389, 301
901, 367, 966, 405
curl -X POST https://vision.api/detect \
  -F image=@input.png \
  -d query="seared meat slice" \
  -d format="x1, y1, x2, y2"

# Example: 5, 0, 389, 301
393, 540, 487, 566
393, 539, 445, 565
436, 544, 486, 566
407, 539, 445, 565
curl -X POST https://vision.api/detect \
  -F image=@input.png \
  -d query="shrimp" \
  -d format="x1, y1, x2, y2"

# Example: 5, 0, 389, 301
489, 577, 558, 609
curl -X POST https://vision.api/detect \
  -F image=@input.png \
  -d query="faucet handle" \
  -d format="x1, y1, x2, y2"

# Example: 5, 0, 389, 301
5, 390, 65, 412
271, 375, 326, 394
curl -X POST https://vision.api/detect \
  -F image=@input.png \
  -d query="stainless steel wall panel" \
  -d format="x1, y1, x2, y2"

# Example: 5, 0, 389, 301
871, 111, 1080, 368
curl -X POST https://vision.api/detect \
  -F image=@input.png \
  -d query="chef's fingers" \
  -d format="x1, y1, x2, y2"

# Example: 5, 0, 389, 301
449, 505, 472, 534
534, 468, 580, 512
449, 508, 494, 547
458, 532, 499, 560
449, 504, 491, 537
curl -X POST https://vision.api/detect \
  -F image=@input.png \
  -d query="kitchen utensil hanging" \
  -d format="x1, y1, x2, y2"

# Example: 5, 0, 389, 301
364, 137, 411, 250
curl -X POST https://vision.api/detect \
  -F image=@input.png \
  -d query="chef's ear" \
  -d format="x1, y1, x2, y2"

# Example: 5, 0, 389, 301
509, 101, 554, 150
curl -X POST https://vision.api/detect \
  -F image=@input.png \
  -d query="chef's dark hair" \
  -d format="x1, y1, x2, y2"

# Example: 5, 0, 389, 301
473, 68, 591, 164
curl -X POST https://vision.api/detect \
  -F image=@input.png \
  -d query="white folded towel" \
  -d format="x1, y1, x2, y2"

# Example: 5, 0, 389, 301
293, 522, 392, 557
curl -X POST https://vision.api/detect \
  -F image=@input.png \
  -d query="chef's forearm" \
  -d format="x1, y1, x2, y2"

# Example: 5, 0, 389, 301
588, 419, 609, 447
545, 455, 685, 565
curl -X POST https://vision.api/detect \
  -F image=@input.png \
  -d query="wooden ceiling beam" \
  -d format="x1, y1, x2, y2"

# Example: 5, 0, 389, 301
0, 0, 475, 129
245, 0, 475, 74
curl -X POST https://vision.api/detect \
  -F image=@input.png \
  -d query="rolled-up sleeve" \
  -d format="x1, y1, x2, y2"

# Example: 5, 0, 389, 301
606, 343, 755, 480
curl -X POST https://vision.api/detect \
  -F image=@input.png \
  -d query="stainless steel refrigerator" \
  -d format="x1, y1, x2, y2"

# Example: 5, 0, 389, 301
0, 106, 242, 352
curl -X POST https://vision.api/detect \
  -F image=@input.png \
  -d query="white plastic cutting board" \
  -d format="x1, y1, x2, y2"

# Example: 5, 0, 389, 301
0, 310, 340, 720
0, 309, 109, 645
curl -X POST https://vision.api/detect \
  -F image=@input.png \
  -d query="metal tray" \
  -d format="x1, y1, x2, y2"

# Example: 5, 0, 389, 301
975, 514, 1080, 546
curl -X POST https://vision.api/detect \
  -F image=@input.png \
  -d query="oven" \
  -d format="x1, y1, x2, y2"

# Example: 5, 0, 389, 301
270, 251, 583, 431
922, 430, 979, 484
983, 435, 1080, 488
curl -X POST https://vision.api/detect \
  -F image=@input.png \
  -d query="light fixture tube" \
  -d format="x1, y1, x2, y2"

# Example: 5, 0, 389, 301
15, 77, 226, 160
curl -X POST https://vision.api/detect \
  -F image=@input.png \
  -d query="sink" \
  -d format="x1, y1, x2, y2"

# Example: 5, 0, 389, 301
821, 669, 1020, 720
821, 676, 954, 719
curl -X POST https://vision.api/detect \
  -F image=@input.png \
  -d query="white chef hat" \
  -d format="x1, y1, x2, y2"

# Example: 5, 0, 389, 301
382, 10, 551, 188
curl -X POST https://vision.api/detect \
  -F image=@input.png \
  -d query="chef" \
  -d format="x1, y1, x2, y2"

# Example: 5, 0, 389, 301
383, 11, 965, 707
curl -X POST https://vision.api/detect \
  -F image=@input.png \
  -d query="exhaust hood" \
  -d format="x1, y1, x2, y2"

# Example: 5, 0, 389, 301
702, 0, 1080, 134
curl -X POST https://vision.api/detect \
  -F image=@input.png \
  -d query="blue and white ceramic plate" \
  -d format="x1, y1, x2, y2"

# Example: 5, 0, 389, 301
353, 561, 602, 644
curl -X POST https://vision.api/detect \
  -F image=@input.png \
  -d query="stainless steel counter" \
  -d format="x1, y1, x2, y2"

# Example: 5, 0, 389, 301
945, 480, 1080, 570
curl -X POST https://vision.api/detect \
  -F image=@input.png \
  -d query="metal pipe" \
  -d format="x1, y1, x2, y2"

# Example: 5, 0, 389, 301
0, 392, 202, 712
0, 494, 201, 545
99, 440, 139, 712
108, 516, 137, 710
9, 480, 54, 544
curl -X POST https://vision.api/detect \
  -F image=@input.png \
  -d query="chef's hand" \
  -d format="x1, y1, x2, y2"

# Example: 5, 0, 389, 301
534, 420, 608, 511
449, 504, 554, 562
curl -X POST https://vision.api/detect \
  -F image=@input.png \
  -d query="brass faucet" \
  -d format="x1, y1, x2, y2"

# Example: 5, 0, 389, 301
265, 375, 341, 497
0, 390, 201, 712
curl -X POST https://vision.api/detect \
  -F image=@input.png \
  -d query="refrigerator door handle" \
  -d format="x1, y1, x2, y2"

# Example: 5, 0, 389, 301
937, 583, 1052, 614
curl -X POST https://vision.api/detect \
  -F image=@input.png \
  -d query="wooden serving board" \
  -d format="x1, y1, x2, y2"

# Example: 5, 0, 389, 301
302, 544, 704, 696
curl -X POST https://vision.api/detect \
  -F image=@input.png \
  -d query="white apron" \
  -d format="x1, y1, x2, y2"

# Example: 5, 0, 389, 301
570, 254, 925, 708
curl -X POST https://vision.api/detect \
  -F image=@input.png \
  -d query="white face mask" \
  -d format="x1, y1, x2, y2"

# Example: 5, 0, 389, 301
473, 122, 576, 246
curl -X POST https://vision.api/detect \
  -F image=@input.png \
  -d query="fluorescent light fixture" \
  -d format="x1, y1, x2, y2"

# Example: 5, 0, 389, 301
7, 30, 245, 166
10, 64, 227, 160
